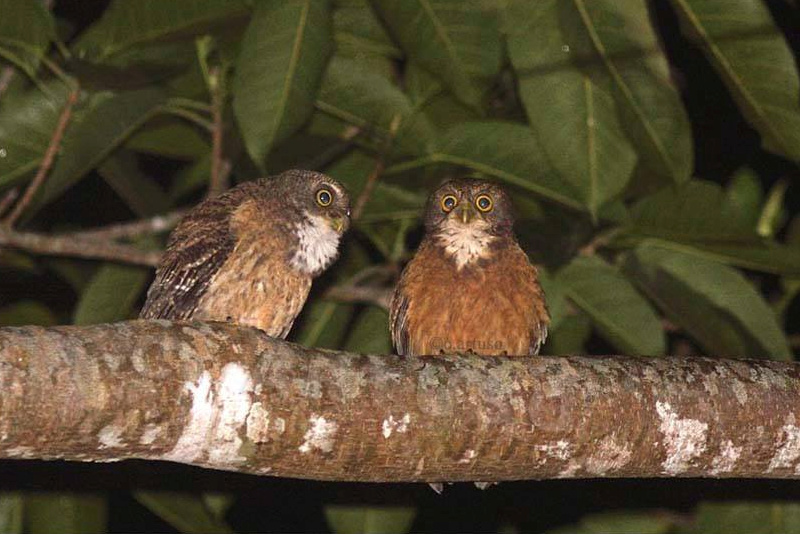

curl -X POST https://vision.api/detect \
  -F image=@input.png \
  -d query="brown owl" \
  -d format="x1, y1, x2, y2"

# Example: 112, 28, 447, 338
390, 178, 549, 356
140, 169, 350, 338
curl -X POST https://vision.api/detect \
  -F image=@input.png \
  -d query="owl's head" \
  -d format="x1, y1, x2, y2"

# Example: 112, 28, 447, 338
268, 170, 351, 275
424, 178, 515, 235
424, 178, 516, 269
271, 170, 351, 234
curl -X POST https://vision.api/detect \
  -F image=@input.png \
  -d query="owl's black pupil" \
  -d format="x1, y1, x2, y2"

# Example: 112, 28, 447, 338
318, 190, 331, 204
478, 197, 490, 209
444, 197, 455, 209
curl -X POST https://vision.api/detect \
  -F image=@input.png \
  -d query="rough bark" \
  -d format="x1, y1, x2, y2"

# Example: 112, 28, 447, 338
0, 321, 799, 482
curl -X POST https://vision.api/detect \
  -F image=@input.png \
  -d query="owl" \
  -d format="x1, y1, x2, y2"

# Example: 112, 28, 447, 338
140, 169, 350, 338
390, 178, 549, 356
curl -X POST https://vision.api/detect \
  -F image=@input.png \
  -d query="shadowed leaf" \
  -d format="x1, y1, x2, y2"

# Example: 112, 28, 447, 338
624, 243, 791, 360
670, 0, 800, 162
557, 255, 665, 355
507, 0, 637, 218
233, 0, 333, 167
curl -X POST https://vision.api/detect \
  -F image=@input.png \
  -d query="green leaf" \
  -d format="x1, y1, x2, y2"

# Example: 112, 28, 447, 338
24, 493, 107, 534
0, 82, 71, 189
126, 120, 210, 160
232, 0, 333, 167
423, 121, 583, 210
72, 263, 150, 325
170, 153, 212, 201
547, 510, 674, 534
325, 505, 417, 534
725, 167, 762, 229
564, 0, 693, 182
756, 179, 789, 239
74, 0, 248, 61
506, 0, 636, 218
98, 151, 171, 217
35, 88, 166, 213
557, 255, 665, 355
0, 300, 57, 326
369, 0, 501, 108
624, 244, 792, 360
345, 307, 391, 354
615, 180, 800, 275
693, 502, 800, 534
670, 0, 800, 161
0, 0, 55, 74
0, 492, 23, 534
134, 492, 235, 534
317, 56, 436, 156
325, 149, 425, 220
544, 313, 592, 355
404, 63, 479, 132
622, 180, 758, 243
334, 0, 400, 58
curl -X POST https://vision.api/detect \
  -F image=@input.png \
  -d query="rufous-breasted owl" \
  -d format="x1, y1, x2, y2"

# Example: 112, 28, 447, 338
390, 178, 549, 356
140, 169, 350, 338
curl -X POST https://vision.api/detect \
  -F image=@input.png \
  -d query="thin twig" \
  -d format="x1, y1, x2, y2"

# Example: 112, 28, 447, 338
351, 115, 402, 221
208, 66, 228, 197
0, 188, 19, 219
0, 228, 162, 266
324, 284, 393, 310
66, 210, 187, 242
4, 86, 80, 228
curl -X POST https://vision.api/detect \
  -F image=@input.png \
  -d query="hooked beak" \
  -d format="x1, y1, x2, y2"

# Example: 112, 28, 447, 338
327, 214, 349, 234
456, 204, 476, 224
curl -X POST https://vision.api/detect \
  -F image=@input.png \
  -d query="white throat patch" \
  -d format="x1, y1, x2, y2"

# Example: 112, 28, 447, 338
291, 213, 341, 275
435, 218, 495, 270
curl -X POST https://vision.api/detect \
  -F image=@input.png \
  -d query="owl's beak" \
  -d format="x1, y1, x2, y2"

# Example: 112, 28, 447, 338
327, 214, 348, 234
456, 204, 475, 224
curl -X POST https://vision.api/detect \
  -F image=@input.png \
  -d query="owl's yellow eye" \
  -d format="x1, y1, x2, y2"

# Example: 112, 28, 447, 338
316, 188, 333, 207
441, 195, 457, 212
475, 194, 493, 212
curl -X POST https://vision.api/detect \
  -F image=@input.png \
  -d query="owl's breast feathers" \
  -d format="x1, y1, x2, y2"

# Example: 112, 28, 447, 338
391, 238, 549, 356
139, 183, 312, 338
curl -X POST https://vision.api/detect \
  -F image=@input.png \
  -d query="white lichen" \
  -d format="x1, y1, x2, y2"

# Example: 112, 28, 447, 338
584, 435, 633, 476
164, 363, 254, 466
710, 440, 742, 475
98, 424, 124, 448
768, 418, 800, 472
207, 363, 254, 465
298, 414, 338, 454
381, 413, 411, 439
458, 449, 477, 464
140, 424, 163, 445
245, 402, 271, 443
656, 401, 708, 474
537, 440, 572, 461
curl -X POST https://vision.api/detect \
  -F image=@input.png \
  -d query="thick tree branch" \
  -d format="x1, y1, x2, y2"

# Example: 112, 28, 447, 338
1, 321, 800, 482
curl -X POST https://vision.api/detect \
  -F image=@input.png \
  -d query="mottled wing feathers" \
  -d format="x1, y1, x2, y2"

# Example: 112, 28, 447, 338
389, 285, 411, 356
139, 191, 248, 320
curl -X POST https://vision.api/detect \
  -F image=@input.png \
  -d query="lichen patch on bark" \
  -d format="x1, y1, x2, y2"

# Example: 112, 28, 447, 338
382, 413, 411, 439
299, 414, 338, 454
768, 416, 800, 472
710, 439, 742, 475
656, 401, 708, 474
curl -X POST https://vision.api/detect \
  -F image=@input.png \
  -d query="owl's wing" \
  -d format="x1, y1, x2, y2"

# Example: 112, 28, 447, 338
527, 265, 550, 355
139, 209, 237, 320
389, 283, 411, 356
528, 320, 548, 355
